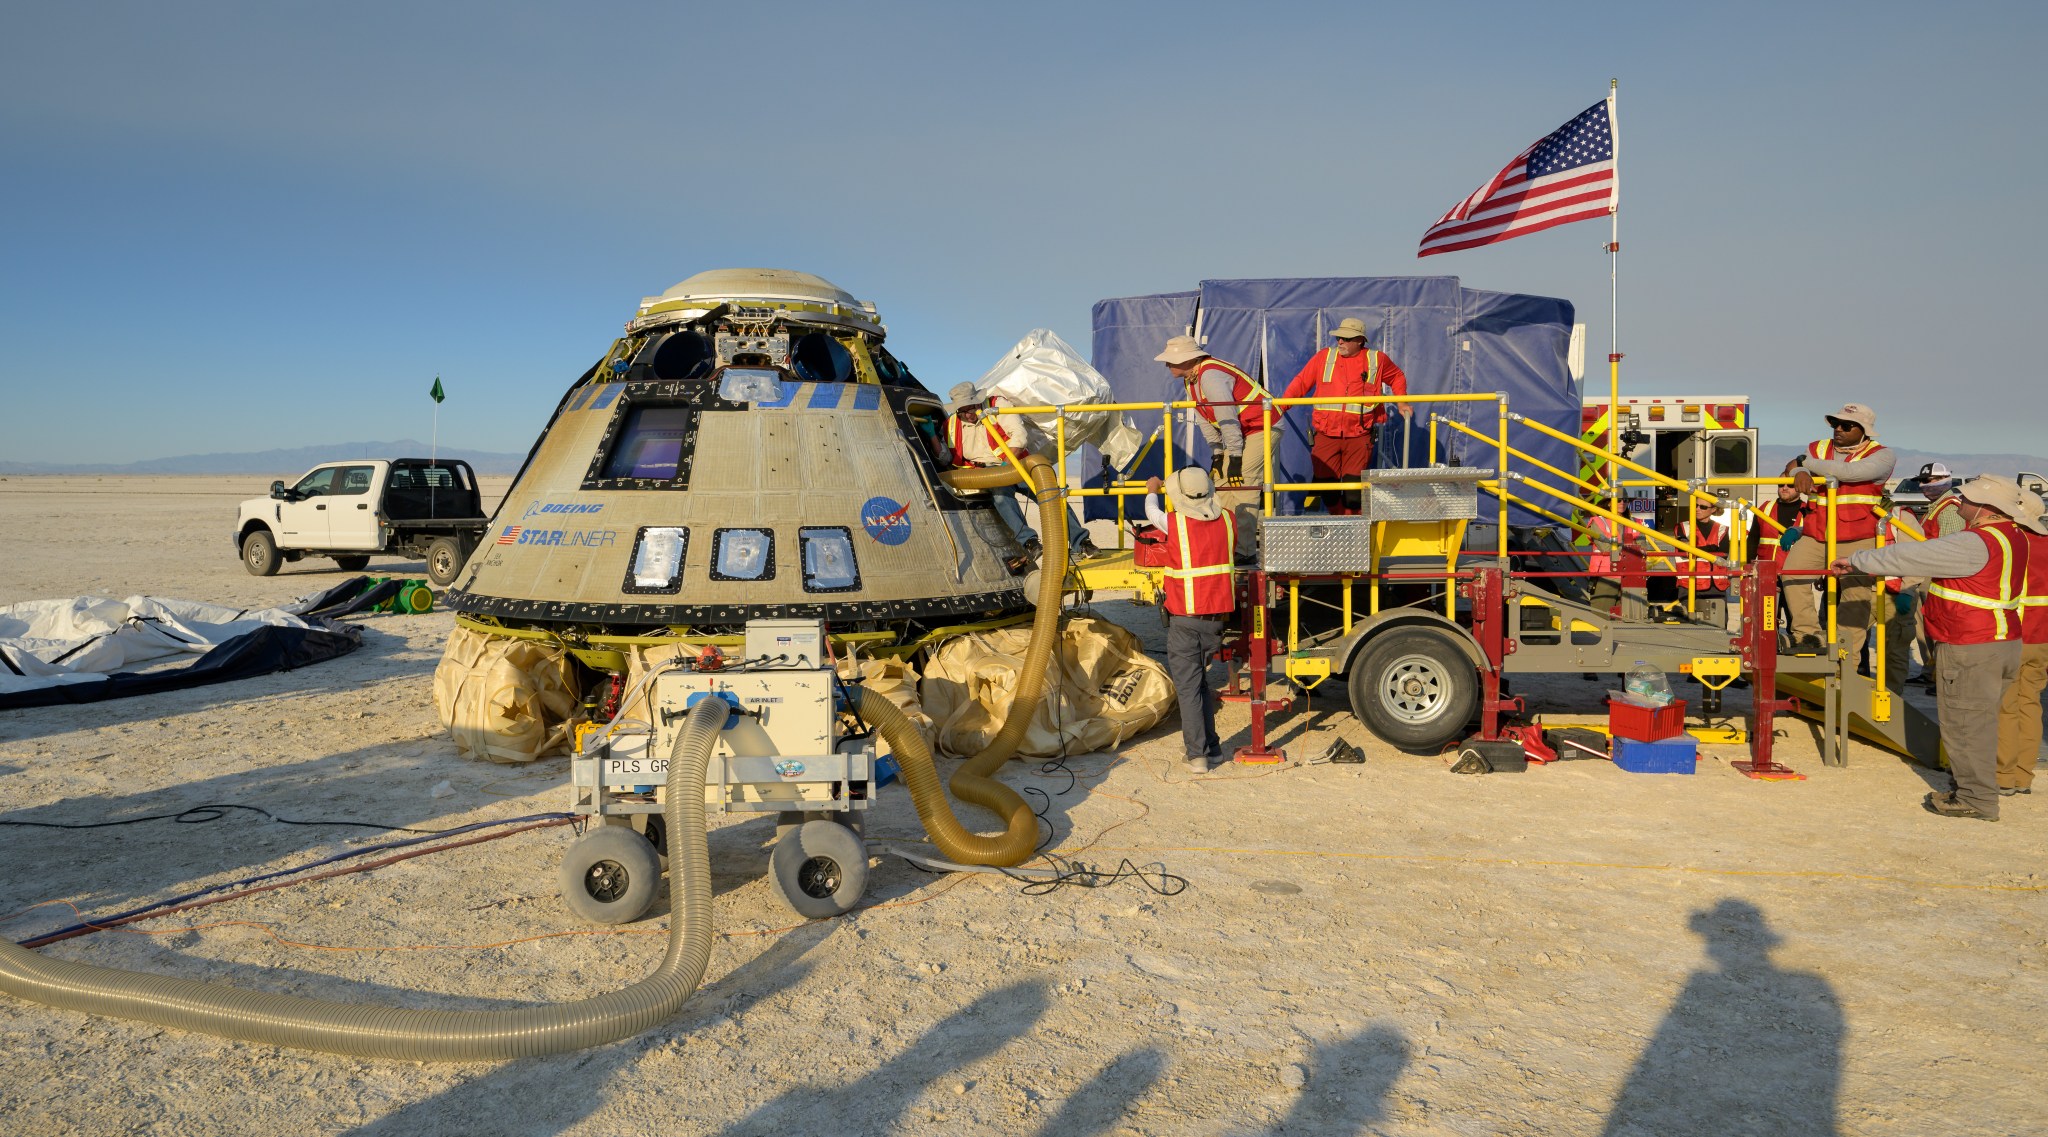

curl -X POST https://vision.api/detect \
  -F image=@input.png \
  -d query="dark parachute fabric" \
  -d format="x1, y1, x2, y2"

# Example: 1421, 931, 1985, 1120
0, 578, 374, 712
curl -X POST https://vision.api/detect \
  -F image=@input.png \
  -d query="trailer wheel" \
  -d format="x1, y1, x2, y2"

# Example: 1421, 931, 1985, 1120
559, 826, 662, 924
769, 819, 868, 919
426, 536, 467, 587
332, 555, 371, 572
242, 530, 281, 577
1347, 628, 1479, 755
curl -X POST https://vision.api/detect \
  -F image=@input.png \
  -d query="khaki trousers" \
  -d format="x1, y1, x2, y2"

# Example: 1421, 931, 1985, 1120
1939, 639, 2023, 818
1995, 641, 2048, 790
1782, 536, 1877, 661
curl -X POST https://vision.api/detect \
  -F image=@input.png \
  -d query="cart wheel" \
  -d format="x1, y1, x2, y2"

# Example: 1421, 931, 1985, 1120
1347, 627, 1479, 755
559, 826, 663, 924
769, 820, 868, 919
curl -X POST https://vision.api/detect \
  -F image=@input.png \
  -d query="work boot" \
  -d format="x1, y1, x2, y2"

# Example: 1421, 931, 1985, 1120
1923, 792, 1997, 821
1999, 785, 2032, 796
1184, 754, 1210, 774
1791, 634, 1825, 657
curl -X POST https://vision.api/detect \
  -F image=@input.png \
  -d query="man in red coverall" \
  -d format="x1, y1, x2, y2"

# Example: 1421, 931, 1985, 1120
1278, 317, 1410, 514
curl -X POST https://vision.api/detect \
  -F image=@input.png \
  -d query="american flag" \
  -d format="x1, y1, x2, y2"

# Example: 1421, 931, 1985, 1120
496, 525, 522, 545
1418, 99, 1617, 257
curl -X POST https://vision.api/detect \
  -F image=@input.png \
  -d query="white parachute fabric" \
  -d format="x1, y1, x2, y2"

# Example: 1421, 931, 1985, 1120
0, 594, 322, 696
972, 329, 1144, 470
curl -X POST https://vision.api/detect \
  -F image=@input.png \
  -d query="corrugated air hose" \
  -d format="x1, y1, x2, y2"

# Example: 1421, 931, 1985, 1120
908, 451, 1069, 866
0, 696, 731, 1060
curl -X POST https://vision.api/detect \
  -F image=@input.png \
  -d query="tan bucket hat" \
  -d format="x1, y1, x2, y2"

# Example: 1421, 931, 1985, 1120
2007, 484, 2048, 535
1826, 403, 1876, 435
1959, 475, 2032, 521
943, 381, 981, 415
1154, 335, 1207, 365
1167, 466, 1224, 522
1331, 317, 1370, 341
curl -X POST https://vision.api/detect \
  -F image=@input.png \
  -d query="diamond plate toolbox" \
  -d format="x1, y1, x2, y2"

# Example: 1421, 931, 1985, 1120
1365, 468, 1491, 522
1258, 516, 1376, 573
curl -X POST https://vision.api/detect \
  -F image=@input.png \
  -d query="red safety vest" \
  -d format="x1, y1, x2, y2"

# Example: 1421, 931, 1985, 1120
1925, 522, 2028, 645
1678, 518, 1730, 592
1161, 511, 1237, 616
947, 409, 1018, 468
1310, 347, 1393, 436
1807, 439, 1888, 542
1749, 499, 1810, 565
1183, 358, 1275, 438
2019, 529, 2048, 645
1587, 512, 1621, 575
1924, 492, 1962, 534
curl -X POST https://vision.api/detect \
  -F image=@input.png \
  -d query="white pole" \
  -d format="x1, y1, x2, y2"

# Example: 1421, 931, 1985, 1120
1606, 79, 1621, 497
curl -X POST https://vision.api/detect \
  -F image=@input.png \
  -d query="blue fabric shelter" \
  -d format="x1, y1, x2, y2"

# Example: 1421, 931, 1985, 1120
1089, 276, 1579, 525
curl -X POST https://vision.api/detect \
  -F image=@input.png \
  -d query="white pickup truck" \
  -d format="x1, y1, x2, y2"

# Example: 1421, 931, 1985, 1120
234, 459, 490, 586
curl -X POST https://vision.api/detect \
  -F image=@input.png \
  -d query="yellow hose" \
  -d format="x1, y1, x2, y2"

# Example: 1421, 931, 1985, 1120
0, 696, 729, 1060
903, 453, 1068, 866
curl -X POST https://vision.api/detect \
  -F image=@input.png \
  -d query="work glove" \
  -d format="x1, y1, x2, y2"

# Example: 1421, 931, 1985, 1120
1220, 453, 1244, 486
1779, 526, 1803, 551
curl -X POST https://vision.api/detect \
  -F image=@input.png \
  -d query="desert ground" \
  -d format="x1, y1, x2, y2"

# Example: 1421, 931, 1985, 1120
0, 474, 2042, 1137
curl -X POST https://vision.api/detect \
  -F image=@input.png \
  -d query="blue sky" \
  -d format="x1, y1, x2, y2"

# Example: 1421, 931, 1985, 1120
3, 1, 2041, 465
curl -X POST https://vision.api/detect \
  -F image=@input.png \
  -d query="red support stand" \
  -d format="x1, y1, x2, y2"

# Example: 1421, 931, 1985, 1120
1732, 559, 1805, 781
1465, 566, 1524, 741
1224, 570, 1289, 764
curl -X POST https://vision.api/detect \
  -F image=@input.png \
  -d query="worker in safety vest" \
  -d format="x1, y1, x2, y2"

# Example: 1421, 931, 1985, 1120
1585, 492, 1626, 616
1994, 492, 2048, 796
942, 383, 1094, 567
1747, 482, 1818, 566
1154, 335, 1275, 489
1144, 467, 1237, 773
1784, 403, 1895, 661
1278, 317, 1411, 515
1676, 497, 1732, 597
1838, 476, 2032, 821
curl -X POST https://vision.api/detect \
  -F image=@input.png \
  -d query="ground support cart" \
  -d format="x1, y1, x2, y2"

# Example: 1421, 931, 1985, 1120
562, 619, 878, 922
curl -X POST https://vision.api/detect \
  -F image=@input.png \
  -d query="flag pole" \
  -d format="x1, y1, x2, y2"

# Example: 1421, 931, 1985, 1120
1605, 78, 1621, 498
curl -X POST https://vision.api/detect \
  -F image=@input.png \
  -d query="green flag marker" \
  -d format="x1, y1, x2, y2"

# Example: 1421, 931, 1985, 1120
430, 377, 445, 404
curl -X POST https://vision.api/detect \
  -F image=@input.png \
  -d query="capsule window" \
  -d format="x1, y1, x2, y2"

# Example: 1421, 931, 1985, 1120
711, 528, 775, 581
798, 526, 861, 592
622, 527, 688, 593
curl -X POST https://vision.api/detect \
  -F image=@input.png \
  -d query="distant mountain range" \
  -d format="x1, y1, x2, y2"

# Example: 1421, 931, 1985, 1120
6, 439, 2044, 483
1757, 445, 2048, 482
0, 440, 527, 476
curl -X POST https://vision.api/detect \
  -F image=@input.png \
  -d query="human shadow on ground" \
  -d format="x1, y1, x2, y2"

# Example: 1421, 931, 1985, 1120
1599, 898, 1842, 1137
340, 918, 838, 1137
709, 977, 1050, 1137
1025, 1045, 1167, 1137
1261, 1024, 1411, 1135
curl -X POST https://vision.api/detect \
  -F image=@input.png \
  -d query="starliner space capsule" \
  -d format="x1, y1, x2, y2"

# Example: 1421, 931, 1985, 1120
446, 269, 1039, 665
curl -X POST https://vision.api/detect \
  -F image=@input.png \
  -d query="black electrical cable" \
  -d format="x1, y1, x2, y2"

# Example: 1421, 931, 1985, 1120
999, 856, 1188, 898
0, 803, 456, 834
15, 811, 573, 947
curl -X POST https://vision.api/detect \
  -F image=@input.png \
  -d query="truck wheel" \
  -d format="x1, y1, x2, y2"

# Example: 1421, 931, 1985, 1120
332, 555, 371, 572
426, 536, 467, 587
559, 826, 663, 924
770, 819, 868, 919
241, 530, 281, 577
1347, 627, 1479, 755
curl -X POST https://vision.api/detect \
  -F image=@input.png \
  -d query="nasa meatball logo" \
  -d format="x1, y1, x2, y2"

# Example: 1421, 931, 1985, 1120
860, 496, 913, 545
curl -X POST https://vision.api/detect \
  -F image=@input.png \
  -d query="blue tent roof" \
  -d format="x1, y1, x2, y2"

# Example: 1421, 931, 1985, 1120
1090, 276, 1579, 526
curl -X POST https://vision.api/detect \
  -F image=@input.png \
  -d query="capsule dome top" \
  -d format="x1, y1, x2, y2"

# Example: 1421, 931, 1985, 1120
648, 268, 863, 309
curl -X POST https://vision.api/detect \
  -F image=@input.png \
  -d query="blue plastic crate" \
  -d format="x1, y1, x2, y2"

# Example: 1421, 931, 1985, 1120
1612, 736, 1697, 774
